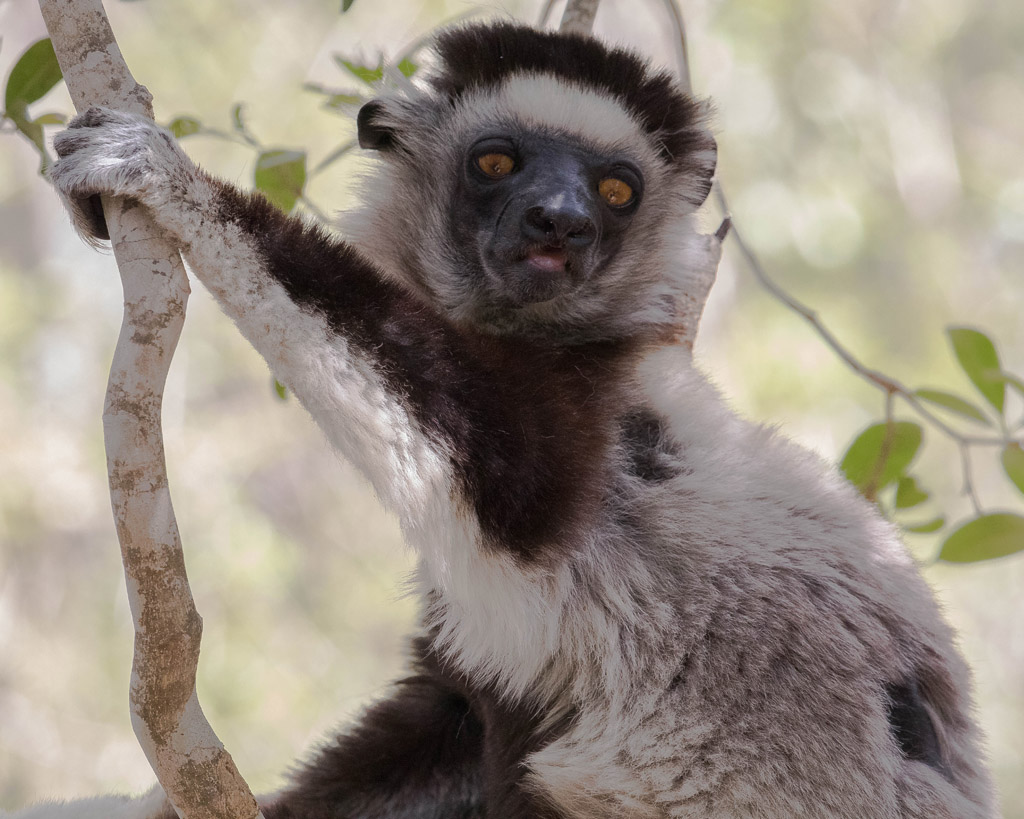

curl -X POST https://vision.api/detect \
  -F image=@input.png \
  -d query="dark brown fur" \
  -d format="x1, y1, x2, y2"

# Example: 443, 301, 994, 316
431, 23, 710, 171
215, 179, 635, 560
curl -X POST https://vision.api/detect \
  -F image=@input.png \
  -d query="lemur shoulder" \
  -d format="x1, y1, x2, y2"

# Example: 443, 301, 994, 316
45, 20, 995, 819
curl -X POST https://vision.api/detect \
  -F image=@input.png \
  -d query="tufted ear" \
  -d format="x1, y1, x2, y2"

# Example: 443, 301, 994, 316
357, 99, 399, 151
683, 132, 717, 208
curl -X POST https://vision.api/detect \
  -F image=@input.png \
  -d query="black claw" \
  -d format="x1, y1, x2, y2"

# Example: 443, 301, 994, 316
84, 195, 110, 241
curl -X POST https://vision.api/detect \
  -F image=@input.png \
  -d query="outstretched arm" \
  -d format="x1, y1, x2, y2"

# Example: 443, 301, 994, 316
52, 107, 451, 521
49, 108, 615, 557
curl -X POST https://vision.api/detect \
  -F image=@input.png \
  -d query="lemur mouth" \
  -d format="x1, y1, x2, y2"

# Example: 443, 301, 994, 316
524, 246, 568, 273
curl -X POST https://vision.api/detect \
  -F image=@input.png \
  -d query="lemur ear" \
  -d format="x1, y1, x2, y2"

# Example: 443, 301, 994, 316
357, 100, 398, 151
685, 134, 717, 208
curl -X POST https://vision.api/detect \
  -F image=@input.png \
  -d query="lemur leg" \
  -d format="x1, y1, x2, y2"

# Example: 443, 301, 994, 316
131, 675, 485, 819
263, 673, 485, 819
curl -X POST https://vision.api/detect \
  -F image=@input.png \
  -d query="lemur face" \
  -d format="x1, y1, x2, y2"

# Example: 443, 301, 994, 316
351, 23, 717, 341
451, 129, 644, 307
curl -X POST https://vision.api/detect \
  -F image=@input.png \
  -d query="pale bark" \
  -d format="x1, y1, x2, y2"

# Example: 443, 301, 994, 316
37, 1, 262, 817
559, 0, 601, 34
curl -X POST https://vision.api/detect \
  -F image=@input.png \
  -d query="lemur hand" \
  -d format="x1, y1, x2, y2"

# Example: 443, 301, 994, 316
50, 107, 196, 245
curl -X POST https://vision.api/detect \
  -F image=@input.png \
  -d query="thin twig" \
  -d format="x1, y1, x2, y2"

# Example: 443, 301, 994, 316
538, 0, 560, 27
659, 0, 1018, 526
658, 0, 692, 94
714, 185, 1011, 448
559, 0, 600, 34
194, 125, 257, 148
959, 443, 983, 515
310, 138, 357, 177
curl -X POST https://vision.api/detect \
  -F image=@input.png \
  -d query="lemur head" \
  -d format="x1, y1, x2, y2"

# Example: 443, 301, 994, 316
349, 22, 716, 343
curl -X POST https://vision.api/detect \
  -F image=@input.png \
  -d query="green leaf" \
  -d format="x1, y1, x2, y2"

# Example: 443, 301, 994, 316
168, 116, 201, 138
4, 39, 62, 116
895, 476, 929, 509
905, 517, 945, 534
939, 513, 1024, 562
914, 388, 991, 426
254, 149, 307, 213
303, 82, 365, 111
840, 421, 923, 495
274, 379, 288, 400
336, 57, 384, 86
12, 117, 50, 173
397, 58, 418, 78
948, 327, 1005, 415
34, 112, 66, 126
322, 93, 364, 112
342, 0, 356, 10
1002, 443, 1024, 497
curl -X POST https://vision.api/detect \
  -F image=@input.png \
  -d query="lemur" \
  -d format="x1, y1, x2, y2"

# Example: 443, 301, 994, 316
40, 20, 995, 819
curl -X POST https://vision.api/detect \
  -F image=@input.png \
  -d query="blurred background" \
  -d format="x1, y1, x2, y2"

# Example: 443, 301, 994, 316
0, 0, 1021, 813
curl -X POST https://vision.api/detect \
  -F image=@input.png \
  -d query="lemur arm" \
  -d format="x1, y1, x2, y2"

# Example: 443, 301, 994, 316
50, 108, 610, 553
52, 107, 454, 522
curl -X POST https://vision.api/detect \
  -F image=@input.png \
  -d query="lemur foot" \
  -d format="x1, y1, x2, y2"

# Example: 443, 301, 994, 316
50, 107, 194, 244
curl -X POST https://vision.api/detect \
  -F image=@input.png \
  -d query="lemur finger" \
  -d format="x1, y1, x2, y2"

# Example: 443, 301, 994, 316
69, 106, 125, 129
52, 129, 93, 159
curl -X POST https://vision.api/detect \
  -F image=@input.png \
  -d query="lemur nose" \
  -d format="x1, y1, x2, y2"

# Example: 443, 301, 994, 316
522, 204, 597, 249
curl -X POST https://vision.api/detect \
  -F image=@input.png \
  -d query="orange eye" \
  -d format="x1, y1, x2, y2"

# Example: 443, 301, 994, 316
599, 177, 635, 207
477, 153, 515, 178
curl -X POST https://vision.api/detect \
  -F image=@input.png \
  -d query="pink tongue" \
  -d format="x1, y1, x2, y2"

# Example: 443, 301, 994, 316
526, 248, 567, 272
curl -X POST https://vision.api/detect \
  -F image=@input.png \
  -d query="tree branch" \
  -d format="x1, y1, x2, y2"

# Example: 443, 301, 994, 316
37, 1, 262, 817
559, 0, 600, 34
660, 0, 1019, 473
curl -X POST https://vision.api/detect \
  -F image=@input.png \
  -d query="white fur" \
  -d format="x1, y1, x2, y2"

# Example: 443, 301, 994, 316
0, 785, 169, 819
511, 348, 994, 817
463, 72, 651, 158
416, 525, 566, 701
